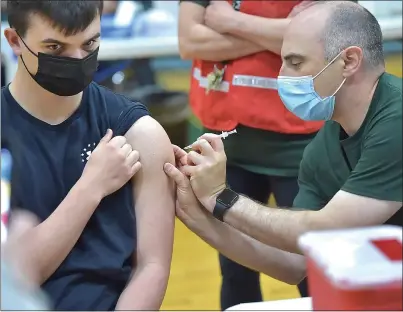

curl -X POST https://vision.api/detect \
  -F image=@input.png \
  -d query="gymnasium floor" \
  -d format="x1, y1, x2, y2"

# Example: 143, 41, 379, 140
155, 54, 402, 310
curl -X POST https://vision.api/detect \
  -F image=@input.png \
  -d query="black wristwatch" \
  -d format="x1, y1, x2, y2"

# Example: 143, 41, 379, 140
213, 188, 240, 222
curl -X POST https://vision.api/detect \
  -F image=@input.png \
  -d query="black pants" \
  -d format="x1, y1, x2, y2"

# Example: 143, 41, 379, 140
220, 165, 308, 310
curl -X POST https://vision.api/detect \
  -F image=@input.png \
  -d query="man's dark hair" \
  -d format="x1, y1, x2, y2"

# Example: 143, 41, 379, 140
321, 1, 385, 68
7, 1, 104, 37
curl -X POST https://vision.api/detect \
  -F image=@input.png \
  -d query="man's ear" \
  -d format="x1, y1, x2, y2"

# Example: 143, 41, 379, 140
4, 28, 23, 56
342, 46, 363, 78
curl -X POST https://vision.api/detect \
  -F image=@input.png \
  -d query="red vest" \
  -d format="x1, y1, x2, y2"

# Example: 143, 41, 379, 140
189, 0, 323, 134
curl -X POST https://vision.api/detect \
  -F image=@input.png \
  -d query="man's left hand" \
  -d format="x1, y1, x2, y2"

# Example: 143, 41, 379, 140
205, 1, 238, 34
180, 134, 227, 212
163, 146, 209, 225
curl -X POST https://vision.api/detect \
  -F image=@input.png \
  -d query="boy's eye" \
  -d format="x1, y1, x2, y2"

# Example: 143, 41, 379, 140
46, 44, 61, 51
84, 40, 96, 48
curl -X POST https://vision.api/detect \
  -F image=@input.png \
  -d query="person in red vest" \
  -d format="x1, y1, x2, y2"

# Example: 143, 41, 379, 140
178, 0, 324, 308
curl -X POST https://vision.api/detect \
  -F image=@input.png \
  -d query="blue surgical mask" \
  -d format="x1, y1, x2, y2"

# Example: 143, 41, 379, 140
277, 52, 346, 121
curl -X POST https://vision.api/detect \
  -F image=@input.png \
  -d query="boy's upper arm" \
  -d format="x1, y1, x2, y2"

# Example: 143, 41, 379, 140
124, 116, 176, 266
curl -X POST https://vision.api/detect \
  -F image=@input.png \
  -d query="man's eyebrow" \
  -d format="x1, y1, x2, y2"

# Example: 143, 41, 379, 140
283, 53, 305, 62
40, 32, 101, 45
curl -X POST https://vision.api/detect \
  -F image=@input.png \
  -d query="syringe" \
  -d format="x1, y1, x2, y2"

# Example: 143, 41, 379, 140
184, 129, 237, 150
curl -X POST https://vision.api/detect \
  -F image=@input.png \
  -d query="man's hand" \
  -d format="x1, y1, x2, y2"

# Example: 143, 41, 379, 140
205, 1, 239, 34
172, 144, 188, 171
163, 151, 206, 225
179, 135, 227, 212
81, 129, 141, 198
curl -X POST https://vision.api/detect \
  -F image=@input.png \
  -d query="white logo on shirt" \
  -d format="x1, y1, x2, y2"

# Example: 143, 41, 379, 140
81, 142, 97, 162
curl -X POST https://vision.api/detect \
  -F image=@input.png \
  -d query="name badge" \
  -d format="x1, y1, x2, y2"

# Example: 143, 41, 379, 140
206, 65, 226, 94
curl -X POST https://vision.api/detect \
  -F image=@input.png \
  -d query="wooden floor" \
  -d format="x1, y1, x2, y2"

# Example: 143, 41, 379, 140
161, 219, 300, 310
155, 56, 402, 310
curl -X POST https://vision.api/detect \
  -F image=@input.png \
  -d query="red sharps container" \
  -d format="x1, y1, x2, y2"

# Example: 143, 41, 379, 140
299, 225, 402, 310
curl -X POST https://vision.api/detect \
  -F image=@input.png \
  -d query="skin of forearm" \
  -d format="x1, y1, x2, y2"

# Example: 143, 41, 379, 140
228, 12, 291, 55
15, 179, 102, 285
116, 263, 169, 310
185, 209, 306, 284
179, 23, 265, 62
224, 196, 317, 255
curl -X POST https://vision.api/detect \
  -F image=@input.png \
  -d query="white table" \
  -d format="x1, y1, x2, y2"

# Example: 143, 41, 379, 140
226, 297, 312, 311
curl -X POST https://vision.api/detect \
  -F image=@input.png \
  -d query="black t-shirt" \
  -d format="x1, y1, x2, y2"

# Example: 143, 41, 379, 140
1, 83, 149, 310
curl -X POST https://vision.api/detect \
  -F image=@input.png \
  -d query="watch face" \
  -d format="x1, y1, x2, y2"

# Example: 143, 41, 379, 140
218, 188, 239, 207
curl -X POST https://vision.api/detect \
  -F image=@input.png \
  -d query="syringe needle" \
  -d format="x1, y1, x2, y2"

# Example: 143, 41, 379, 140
221, 129, 237, 139
184, 129, 237, 150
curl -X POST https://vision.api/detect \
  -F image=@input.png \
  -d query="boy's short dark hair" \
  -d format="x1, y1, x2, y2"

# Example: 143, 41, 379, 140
7, 1, 104, 37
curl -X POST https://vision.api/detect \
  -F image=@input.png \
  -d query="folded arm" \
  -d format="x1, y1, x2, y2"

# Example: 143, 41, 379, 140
178, 1, 264, 61
116, 116, 176, 310
212, 1, 327, 55
226, 12, 290, 55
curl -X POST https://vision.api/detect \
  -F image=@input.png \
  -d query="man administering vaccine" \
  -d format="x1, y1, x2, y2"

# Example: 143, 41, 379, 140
164, 1, 402, 285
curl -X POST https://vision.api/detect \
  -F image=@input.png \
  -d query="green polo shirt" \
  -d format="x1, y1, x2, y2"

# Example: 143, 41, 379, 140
294, 73, 402, 226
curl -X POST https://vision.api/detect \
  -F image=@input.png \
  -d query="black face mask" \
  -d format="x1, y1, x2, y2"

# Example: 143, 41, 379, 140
19, 36, 99, 96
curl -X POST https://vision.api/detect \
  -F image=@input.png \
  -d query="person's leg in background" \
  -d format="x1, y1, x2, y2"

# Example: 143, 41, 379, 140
130, 58, 156, 86
219, 165, 271, 310
269, 176, 309, 298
